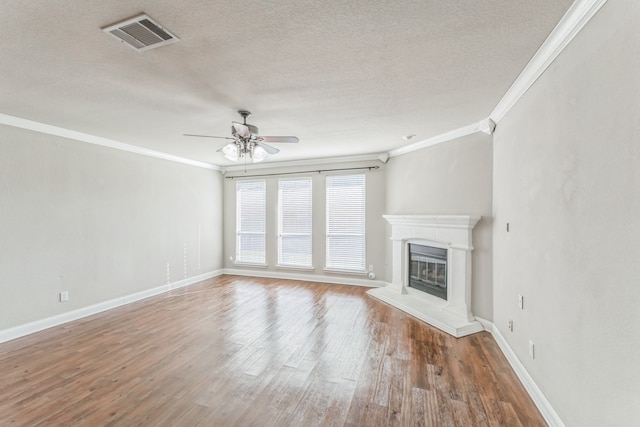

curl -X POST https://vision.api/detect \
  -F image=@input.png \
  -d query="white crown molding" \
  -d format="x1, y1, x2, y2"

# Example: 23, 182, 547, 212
0, 269, 224, 345
388, 119, 490, 158
0, 113, 220, 171
222, 152, 384, 172
490, 0, 608, 123
476, 317, 567, 427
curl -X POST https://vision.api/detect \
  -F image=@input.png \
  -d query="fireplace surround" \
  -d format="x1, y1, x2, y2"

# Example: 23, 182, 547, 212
368, 215, 483, 337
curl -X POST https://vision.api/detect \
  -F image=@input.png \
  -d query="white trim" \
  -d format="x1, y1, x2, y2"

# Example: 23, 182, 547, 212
323, 268, 368, 276
474, 316, 494, 332
388, 121, 483, 158
476, 318, 566, 427
275, 265, 315, 272
223, 152, 383, 172
0, 113, 220, 171
0, 269, 223, 345
232, 262, 268, 269
224, 267, 384, 288
490, 0, 608, 123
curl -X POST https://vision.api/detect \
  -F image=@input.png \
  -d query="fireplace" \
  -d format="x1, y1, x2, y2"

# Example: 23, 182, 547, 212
408, 244, 447, 299
368, 215, 483, 337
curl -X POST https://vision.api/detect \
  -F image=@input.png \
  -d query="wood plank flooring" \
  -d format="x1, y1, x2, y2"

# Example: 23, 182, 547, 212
0, 275, 546, 426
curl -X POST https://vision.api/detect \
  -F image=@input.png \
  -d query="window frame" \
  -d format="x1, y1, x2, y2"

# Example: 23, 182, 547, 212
325, 173, 366, 273
277, 177, 313, 269
235, 180, 267, 266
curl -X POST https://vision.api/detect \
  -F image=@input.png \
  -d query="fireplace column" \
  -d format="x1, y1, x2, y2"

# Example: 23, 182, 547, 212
445, 245, 473, 322
389, 237, 406, 294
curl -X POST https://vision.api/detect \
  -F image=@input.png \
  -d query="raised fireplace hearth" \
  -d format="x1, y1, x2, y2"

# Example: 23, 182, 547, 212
368, 215, 483, 337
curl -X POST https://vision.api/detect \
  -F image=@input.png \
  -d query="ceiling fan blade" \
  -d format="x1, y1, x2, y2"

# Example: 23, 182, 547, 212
232, 122, 251, 139
258, 136, 299, 143
256, 141, 279, 154
183, 134, 236, 140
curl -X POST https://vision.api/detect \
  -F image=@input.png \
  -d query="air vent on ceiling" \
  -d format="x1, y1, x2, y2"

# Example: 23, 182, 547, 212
102, 14, 179, 52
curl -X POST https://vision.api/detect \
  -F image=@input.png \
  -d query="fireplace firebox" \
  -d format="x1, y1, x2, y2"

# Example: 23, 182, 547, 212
408, 244, 447, 300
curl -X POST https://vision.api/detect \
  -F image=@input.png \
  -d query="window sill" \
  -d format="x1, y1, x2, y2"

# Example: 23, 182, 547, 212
233, 262, 268, 269
323, 268, 367, 276
275, 265, 315, 272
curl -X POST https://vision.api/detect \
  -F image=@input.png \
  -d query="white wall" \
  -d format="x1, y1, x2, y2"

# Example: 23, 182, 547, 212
493, 1, 640, 425
384, 133, 493, 320
223, 161, 386, 284
0, 125, 224, 331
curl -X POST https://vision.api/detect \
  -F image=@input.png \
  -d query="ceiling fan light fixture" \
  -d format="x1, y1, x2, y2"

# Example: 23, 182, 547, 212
185, 110, 298, 164
252, 145, 268, 162
222, 142, 238, 161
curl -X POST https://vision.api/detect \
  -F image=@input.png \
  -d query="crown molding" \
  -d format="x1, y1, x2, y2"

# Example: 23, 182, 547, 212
490, 0, 608, 123
222, 152, 383, 172
388, 120, 489, 158
0, 113, 220, 171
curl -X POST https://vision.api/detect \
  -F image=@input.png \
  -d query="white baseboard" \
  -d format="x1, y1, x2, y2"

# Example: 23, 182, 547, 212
0, 269, 224, 345
475, 317, 566, 427
224, 267, 385, 288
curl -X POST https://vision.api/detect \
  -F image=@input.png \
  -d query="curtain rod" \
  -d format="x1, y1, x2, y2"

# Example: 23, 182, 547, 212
224, 165, 380, 179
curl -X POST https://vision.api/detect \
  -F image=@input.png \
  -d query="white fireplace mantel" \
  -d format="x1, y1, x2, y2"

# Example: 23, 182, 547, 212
368, 214, 483, 337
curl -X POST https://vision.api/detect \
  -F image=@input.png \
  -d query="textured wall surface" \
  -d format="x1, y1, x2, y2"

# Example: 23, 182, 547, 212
492, 1, 640, 425
0, 125, 224, 330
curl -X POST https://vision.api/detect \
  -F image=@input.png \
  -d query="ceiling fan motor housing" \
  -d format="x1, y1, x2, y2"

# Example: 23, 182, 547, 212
247, 124, 259, 135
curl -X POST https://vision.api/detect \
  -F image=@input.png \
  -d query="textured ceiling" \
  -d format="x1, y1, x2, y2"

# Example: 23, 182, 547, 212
0, 0, 573, 166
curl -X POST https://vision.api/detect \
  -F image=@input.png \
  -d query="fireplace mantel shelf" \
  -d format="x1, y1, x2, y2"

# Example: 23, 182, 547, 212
368, 214, 483, 338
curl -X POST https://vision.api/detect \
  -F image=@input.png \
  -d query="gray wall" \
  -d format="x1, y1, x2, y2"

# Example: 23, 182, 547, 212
0, 125, 224, 330
223, 161, 386, 283
493, 1, 640, 425
384, 133, 493, 320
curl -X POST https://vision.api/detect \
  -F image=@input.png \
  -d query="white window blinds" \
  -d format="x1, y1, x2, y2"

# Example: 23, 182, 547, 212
326, 174, 366, 272
236, 180, 266, 264
278, 178, 313, 267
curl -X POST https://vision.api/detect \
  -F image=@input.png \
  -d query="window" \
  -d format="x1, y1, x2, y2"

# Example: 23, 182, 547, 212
278, 178, 313, 267
235, 180, 266, 264
326, 174, 366, 272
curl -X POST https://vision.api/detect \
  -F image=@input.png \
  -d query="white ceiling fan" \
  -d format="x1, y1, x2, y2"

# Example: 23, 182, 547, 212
184, 110, 299, 163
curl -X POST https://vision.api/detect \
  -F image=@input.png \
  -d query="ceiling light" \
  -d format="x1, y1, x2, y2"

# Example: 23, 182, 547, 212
221, 140, 270, 163
252, 145, 268, 162
221, 143, 239, 162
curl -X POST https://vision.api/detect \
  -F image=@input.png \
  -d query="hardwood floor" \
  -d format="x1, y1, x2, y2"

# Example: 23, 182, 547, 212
0, 275, 545, 426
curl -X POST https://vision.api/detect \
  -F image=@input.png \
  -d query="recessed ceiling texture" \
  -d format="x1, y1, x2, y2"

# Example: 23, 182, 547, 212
0, 0, 574, 166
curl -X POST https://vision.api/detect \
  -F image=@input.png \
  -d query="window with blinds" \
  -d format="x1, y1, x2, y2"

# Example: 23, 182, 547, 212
278, 178, 313, 267
235, 180, 266, 264
326, 174, 366, 272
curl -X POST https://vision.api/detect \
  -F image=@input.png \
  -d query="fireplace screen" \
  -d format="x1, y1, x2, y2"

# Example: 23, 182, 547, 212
408, 244, 447, 300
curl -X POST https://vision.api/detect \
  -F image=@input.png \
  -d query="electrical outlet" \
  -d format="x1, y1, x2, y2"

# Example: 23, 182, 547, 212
529, 340, 535, 359
518, 294, 524, 310
369, 265, 374, 272
60, 291, 69, 302
508, 320, 513, 332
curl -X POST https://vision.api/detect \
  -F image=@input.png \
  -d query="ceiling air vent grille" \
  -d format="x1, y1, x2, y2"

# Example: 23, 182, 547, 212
102, 14, 179, 52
